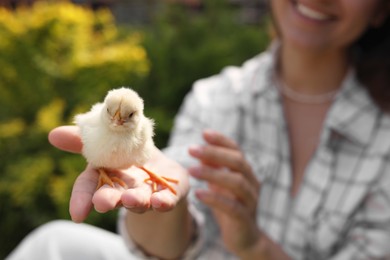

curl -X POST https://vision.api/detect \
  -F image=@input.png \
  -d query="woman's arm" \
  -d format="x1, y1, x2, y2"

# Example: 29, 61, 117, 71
49, 126, 194, 259
125, 197, 193, 259
123, 148, 194, 259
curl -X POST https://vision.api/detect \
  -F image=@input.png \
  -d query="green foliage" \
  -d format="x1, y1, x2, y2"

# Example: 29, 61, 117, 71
138, 1, 270, 144
0, 0, 270, 258
0, 1, 148, 257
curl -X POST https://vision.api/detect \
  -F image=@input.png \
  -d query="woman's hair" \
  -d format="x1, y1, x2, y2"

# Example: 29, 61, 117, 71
354, 12, 390, 112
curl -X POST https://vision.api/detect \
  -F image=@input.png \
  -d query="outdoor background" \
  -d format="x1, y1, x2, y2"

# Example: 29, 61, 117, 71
0, 0, 270, 257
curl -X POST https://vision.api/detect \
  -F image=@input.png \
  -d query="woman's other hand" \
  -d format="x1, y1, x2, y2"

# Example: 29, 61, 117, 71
188, 130, 262, 257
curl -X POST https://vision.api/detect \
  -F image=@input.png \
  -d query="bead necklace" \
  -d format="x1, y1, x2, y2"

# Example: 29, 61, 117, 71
275, 77, 339, 104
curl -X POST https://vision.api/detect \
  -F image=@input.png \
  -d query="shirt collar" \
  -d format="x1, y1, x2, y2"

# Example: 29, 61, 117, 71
251, 41, 279, 95
245, 42, 381, 148
325, 70, 380, 148
238, 41, 279, 108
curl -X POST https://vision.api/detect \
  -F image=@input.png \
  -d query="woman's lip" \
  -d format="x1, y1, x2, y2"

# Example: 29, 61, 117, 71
293, 1, 335, 22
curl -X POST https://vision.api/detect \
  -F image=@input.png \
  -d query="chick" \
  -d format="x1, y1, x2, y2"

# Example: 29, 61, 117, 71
75, 87, 178, 195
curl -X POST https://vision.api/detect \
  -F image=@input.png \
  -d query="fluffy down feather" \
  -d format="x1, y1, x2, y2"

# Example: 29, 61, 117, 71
74, 87, 155, 170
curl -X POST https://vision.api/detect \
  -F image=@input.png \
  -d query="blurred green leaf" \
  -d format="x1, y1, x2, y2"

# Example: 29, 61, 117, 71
0, 1, 149, 257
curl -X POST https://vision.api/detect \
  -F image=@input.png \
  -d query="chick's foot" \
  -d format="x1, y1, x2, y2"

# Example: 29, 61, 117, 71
140, 166, 178, 195
96, 168, 128, 190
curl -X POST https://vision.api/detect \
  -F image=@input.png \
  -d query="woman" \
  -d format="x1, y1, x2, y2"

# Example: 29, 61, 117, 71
8, 0, 390, 259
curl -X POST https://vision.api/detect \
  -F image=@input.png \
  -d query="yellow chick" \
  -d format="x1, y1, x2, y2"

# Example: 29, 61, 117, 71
75, 87, 177, 195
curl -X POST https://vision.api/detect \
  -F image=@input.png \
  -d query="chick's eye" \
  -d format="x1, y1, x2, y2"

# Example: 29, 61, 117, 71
106, 108, 110, 113
129, 112, 134, 118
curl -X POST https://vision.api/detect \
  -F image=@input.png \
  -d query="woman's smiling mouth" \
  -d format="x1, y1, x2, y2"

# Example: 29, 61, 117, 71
293, 1, 335, 22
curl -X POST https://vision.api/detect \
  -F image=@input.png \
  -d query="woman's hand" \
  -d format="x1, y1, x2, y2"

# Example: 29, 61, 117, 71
48, 126, 189, 223
188, 130, 262, 257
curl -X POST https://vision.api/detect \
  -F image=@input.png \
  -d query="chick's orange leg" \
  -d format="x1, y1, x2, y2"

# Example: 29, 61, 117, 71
96, 168, 128, 190
139, 166, 178, 195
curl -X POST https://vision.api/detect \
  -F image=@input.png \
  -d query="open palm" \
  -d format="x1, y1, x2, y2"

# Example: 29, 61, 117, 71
49, 126, 189, 223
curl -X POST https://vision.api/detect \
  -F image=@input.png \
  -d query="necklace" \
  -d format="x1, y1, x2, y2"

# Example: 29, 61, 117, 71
275, 77, 339, 104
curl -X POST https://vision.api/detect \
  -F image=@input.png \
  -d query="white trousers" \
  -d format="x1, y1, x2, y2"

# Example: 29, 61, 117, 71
6, 220, 136, 260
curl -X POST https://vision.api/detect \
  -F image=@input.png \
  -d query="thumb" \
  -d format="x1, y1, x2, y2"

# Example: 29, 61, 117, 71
69, 165, 97, 222
48, 125, 83, 154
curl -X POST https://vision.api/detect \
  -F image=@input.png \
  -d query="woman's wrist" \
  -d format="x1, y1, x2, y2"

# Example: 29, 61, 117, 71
236, 230, 268, 260
237, 230, 291, 260
125, 197, 193, 259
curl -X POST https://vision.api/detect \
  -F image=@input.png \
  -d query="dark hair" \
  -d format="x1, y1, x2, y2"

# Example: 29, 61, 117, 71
354, 14, 390, 112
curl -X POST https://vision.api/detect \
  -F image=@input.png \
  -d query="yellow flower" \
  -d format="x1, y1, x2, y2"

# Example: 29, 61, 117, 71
0, 118, 26, 138
35, 99, 65, 132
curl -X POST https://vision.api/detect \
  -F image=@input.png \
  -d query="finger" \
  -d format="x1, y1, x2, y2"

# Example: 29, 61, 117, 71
69, 165, 97, 223
199, 131, 259, 185
92, 184, 125, 213
150, 189, 180, 212
48, 125, 83, 154
92, 168, 140, 213
189, 166, 257, 210
121, 185, 153, 213
195, 189, 247, 221
189, 145, 256, 184
203, 129, 239, 150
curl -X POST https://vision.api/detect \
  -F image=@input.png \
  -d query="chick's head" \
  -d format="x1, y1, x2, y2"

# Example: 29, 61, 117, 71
102, 87, 144, 131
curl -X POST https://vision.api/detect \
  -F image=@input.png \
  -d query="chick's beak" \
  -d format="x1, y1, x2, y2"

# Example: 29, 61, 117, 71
113, 109, 125, 125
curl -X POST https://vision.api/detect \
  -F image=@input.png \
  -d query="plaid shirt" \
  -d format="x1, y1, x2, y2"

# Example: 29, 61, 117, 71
119, 45, 390, 259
